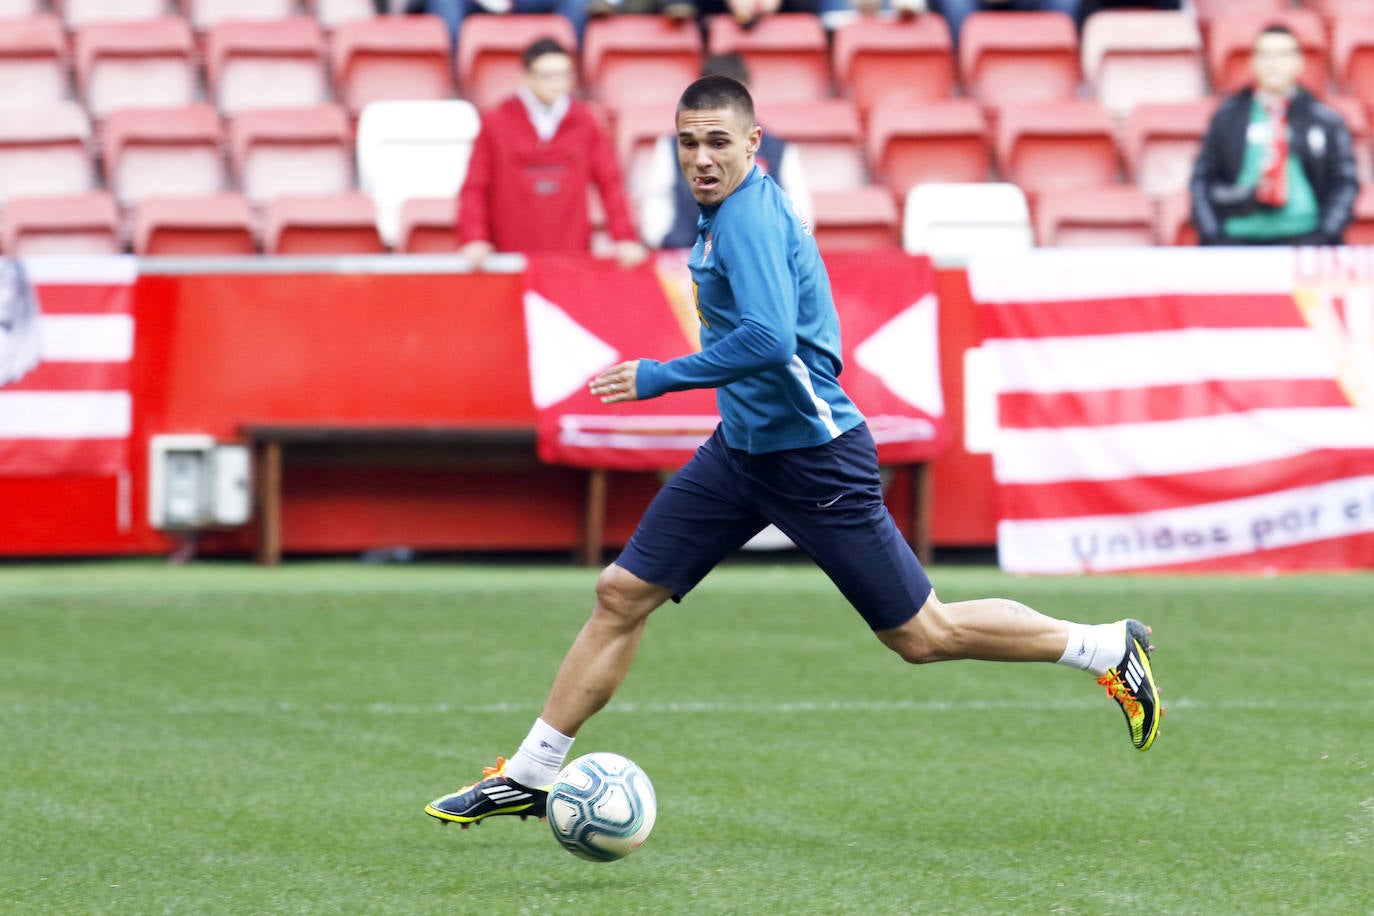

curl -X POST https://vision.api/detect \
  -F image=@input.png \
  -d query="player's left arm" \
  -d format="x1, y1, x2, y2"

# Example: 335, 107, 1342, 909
628, 207, 799, 400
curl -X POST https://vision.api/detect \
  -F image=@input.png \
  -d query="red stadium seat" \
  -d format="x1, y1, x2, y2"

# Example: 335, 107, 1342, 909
206, 17, 328, 116
75, 17, 197, 119
0, 191, 119, 256
1122, 99, 1216, 199
456, 14, 578, 112
264, 191, 386, 254
706, 13, 830, 105
185, 0, 299, 32
1208, 10, 1329, 96
58, 0, 165, 29
397, 196, 458, 253
229, 104, 353, 206
134, 193, 257, 255
582, 15, 702, 112
997, 99, 1120, 198
0, 102, 95, 206
330, 15, 453, 117
1191, 0, 1285, 28
102, 105, 227, 207
866, 98, 991, 201
1155, 188, 1197, 246
831, 16, 955, 115
1080, 11, 1206, 120
959, 11, 1079, 109
809, 185, 899, 251
1035, 184, 1155, 247
0, 16, 70, 110
756, 99, 867, 191
1333, 15, 1374, 111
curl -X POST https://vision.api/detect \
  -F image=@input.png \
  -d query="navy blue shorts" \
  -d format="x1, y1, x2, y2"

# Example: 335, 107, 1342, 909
615, 423, 932, 631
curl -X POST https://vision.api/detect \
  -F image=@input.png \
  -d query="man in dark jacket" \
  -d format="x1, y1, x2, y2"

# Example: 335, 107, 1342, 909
1190, 24, 1359, 246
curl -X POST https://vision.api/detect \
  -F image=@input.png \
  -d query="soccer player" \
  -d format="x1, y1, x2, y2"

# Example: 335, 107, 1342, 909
425, 76, 1163, 828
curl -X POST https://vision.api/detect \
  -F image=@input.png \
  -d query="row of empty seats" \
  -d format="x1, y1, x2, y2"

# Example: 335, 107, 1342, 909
0, 0, 378, 30
12, 9, 1374, 118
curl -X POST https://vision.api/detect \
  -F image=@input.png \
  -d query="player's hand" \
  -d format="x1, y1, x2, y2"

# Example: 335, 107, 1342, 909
590, 360, 641, 404
460, 240, 495, 269
614, 240, 648, 269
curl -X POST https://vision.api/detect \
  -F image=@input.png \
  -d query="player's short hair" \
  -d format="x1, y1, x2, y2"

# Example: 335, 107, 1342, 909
677, 75, 754, 127
523, 37, 571, 69
1255, 23, 1299, 46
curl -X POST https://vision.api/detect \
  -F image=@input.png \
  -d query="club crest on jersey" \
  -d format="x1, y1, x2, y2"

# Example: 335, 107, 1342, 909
701, 233, 712, 263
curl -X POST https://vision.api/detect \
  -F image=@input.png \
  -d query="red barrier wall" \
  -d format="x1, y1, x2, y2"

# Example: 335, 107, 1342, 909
1, 259, 997, 558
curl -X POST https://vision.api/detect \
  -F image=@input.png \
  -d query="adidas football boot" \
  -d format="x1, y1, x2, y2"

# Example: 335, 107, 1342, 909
425, 757, 548, 828
1096, 619, 1163, 751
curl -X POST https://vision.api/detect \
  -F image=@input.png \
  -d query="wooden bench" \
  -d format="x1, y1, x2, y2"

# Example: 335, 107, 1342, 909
242, 423, 932, 567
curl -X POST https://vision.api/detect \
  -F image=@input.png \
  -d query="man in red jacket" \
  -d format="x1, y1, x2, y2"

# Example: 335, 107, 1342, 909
456, 38, 648, 269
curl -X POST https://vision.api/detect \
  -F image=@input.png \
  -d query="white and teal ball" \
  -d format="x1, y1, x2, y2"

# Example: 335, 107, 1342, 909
547, 752, 656, 862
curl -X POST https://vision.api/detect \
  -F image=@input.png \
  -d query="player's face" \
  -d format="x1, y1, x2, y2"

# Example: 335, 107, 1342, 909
676, 106, 762, 207
1252, 32, 1303, 96
524, 52, 574, 106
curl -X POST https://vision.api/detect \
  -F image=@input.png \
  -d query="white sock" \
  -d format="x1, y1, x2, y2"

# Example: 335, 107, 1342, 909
1057, 622, 1126, 676
502, 718, 574, 789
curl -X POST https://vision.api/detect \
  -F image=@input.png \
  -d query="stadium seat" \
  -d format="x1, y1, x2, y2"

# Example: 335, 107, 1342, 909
206, 18, 328, 116
134, 192, 257, 255
756, 99, 867, 192
959, 11, 1079, 109
0, 0, 44, 17
1333, 15, 1374, 111
902, 182, 1034, 261
306, 0, 374, 29
264, 191, 386, 254
396, 196, 457, 253
0, 191, 120, 256
1034, 184, 1155, 247
1345, 184, 1374, 245
185, 0, 299, 32
866, 98, 991, 202
356, 99, 480, 247
1323, 95, 1372, 184
1122, 99, 1216, 199
0, 102, 96, 205
1080, 11, 1205, 120
809, 185, 899, 250
1208, 10, 1329, 96
0, 16, 70, 111
101, 104, 227, 206
830, 16, 955, 115
230, 104, 353, 206
582, 15, 702, 113
1155, 188, 1198, 246
1191, 0, 1285, 29
330, 15, 453, 117
706, 13, 830, 106
58, 0, 166, 29
456, 14, 578, 112
75, 17, 197, 119
996, 99, 1120, 198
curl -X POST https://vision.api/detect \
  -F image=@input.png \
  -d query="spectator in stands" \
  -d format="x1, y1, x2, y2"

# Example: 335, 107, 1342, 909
1190, 23, 1359, 247
640, 53, 812, 249
456, 38, 648, 269
598, 0, 820, 27
936, 0, 1081, 47
391, 0, 591, 48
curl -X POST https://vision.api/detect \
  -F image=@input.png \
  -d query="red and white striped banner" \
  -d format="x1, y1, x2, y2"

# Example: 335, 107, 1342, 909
973, 247, 1374, 574
0, 257, 137, 476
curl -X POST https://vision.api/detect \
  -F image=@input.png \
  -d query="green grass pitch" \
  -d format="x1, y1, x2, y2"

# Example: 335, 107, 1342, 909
2, 559, 1372, 914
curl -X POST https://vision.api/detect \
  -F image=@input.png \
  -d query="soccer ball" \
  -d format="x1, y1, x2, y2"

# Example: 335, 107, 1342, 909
547, 752, 656, 862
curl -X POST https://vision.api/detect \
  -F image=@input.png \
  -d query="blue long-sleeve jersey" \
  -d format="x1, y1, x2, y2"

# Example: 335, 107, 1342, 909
634, 166, 865, 453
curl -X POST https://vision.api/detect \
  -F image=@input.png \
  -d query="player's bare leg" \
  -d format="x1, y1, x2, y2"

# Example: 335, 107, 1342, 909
424, 564, 670, 826
539, 563, 673, 737
876, 592, 1163, 750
